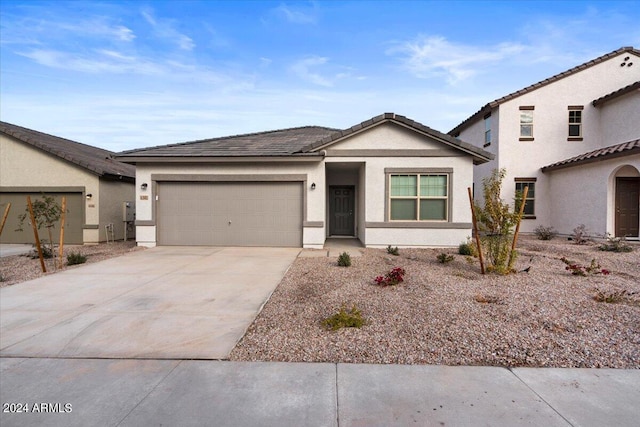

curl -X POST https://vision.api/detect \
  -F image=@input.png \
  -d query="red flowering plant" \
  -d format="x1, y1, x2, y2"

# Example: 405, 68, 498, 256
560, 257, 610, 276
374, 267, 406, 286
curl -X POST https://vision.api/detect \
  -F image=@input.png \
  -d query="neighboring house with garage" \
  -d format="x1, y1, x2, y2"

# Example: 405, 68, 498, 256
449, 46, 640, 239
0, 121, 136, 245
117, 113, 492, 248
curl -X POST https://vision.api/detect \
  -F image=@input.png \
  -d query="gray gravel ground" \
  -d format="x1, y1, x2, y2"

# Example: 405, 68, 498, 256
230, 235, 639, 368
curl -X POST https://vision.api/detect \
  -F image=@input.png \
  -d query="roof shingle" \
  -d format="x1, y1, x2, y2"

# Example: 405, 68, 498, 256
541, 139, 640, 172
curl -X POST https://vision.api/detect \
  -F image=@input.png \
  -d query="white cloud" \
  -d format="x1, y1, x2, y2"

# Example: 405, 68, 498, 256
141, 7, 195, 51
275, 3, 318, 24
390, 36, 525, 84
291, 56, 332, 86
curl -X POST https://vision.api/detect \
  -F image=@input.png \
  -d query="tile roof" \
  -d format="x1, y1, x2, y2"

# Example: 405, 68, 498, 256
117, 126, 339, 158
0, 121, 135, 180
116, 113, 494, 164
592, 80, 640, 106
541, 139, 640, 172
449, 46, 640, 136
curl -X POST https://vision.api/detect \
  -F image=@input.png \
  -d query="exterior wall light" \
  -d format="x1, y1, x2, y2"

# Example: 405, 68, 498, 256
311, 183, 316, 190
141, 183, 148, 190
86, 193, 92, 199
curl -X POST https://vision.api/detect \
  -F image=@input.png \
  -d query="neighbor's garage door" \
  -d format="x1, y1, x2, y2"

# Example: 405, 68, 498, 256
0, 192, 84, 244
157, 182, 303, 247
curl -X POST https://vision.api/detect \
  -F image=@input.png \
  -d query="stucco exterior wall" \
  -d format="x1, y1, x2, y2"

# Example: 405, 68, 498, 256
547, 155, 640, 236
328, 122, 448, 150
598, 91, 640, 144
98, 179, 136, 243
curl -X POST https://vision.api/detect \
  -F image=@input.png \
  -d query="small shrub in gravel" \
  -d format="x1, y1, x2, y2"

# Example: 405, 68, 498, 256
593, 288, 634, 304
458, 238, 476, 256
437, 253, 454, 263
571, 224, 590, 245
66, 252, 87, 266
386, 245, 399, 256
337, 252, 352, 267
598, 234, 633, 253
322, 305, 365, 331
374, 267, 405, 286
27, 245, 53, 259
560, 257, 609, 276
534, 225, 557, 240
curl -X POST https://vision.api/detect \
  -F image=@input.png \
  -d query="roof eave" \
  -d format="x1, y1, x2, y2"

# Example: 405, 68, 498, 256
115, 153, 324, 164
542, 147, 640, 172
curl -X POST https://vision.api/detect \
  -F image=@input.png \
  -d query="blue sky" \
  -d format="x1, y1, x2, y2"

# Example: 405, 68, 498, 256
1, 0, 639, 151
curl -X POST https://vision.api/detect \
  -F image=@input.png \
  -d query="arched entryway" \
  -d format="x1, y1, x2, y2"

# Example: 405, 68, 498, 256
612, 165, 640, 238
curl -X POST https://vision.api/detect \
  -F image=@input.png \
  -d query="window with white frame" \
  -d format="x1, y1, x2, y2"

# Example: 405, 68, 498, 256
568, 106, 583, 139
390, 174, 448, 221
515, 179, 536, 218
519, 107, 534, 139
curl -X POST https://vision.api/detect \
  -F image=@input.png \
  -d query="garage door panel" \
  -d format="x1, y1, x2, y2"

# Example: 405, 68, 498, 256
157, 182, 302, 247
0, 192, 83, 244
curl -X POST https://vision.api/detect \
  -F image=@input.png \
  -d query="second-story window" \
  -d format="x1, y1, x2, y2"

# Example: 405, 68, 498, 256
519, 106, 534, 140
484, 114, 491, 147
568, 106, 583, 140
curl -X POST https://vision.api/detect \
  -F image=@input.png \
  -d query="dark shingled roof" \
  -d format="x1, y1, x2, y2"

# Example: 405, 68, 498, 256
541, 139, 640, 172
1, 121, 135, 180
117, 113, 493, 164
592, 80, 640, 106
117, 126, 339, 158
449, 46, 640, 136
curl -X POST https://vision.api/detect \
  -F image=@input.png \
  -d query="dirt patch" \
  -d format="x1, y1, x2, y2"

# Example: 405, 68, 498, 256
230, 235, 640, 368
0, 241, 144, 287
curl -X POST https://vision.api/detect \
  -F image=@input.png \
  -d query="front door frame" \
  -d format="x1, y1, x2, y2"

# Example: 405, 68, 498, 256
329, 185, 356, 236
615, 177, 640, 238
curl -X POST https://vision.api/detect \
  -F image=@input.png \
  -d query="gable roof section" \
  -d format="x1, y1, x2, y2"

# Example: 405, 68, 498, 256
1, 121, 135, 180
302, 113, 493, 164
592, 80, 640, 106
449, 46, 640, 135
117, 126, 339, 161
541, 139, 640, 172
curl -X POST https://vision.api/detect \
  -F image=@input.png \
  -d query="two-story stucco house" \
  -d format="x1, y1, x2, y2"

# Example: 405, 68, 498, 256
117, 113, 492, 249
449, 47, 640, 239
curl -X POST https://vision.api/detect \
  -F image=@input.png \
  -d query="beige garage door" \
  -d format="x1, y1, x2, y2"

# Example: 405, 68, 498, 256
0, 192, 84, 244
157, 182, 303, 247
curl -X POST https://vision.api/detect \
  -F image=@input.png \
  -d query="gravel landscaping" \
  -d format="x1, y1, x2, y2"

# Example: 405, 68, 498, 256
230, 235, 640, 368
0, 241, 142, 287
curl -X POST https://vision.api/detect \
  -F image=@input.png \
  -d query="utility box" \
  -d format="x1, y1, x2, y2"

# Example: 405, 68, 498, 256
123, 201, 135, 222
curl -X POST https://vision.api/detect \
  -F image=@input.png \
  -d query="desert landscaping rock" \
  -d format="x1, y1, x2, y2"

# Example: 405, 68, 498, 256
230, 235, 639, 368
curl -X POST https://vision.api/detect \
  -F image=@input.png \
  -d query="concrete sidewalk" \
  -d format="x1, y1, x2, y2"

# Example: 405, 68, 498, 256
1, 358, 638, 427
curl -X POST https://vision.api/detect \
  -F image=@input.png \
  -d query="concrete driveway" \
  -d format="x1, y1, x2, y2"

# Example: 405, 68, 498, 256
0, 246, 299, 359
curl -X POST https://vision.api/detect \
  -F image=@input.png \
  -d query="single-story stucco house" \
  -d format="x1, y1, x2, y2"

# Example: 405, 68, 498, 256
0, 121, 136, 245
117, 113, 493, 248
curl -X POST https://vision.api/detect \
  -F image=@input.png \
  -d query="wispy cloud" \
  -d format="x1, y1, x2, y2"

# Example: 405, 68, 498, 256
141, 7, 195, 51
291, 56, 332, 86
389, 36, 525, 84
273, 2, 318, 24
17, 49, 163, 74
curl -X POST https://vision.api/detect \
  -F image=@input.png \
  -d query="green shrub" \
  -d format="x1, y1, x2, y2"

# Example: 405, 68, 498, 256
66, 252, 87, 266
28, 245, 53, 259
598, 234, 633, 253
322, 305, 365, 331
458, 238, 476, 256
386, 245, 399, 256
534, 225, 557, 240
437, 253, 454, 263
337, 251, 352, 267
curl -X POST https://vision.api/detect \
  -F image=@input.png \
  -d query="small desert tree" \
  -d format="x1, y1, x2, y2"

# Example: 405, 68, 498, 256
474, 168, 524, 274
16, 194, 64, 266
